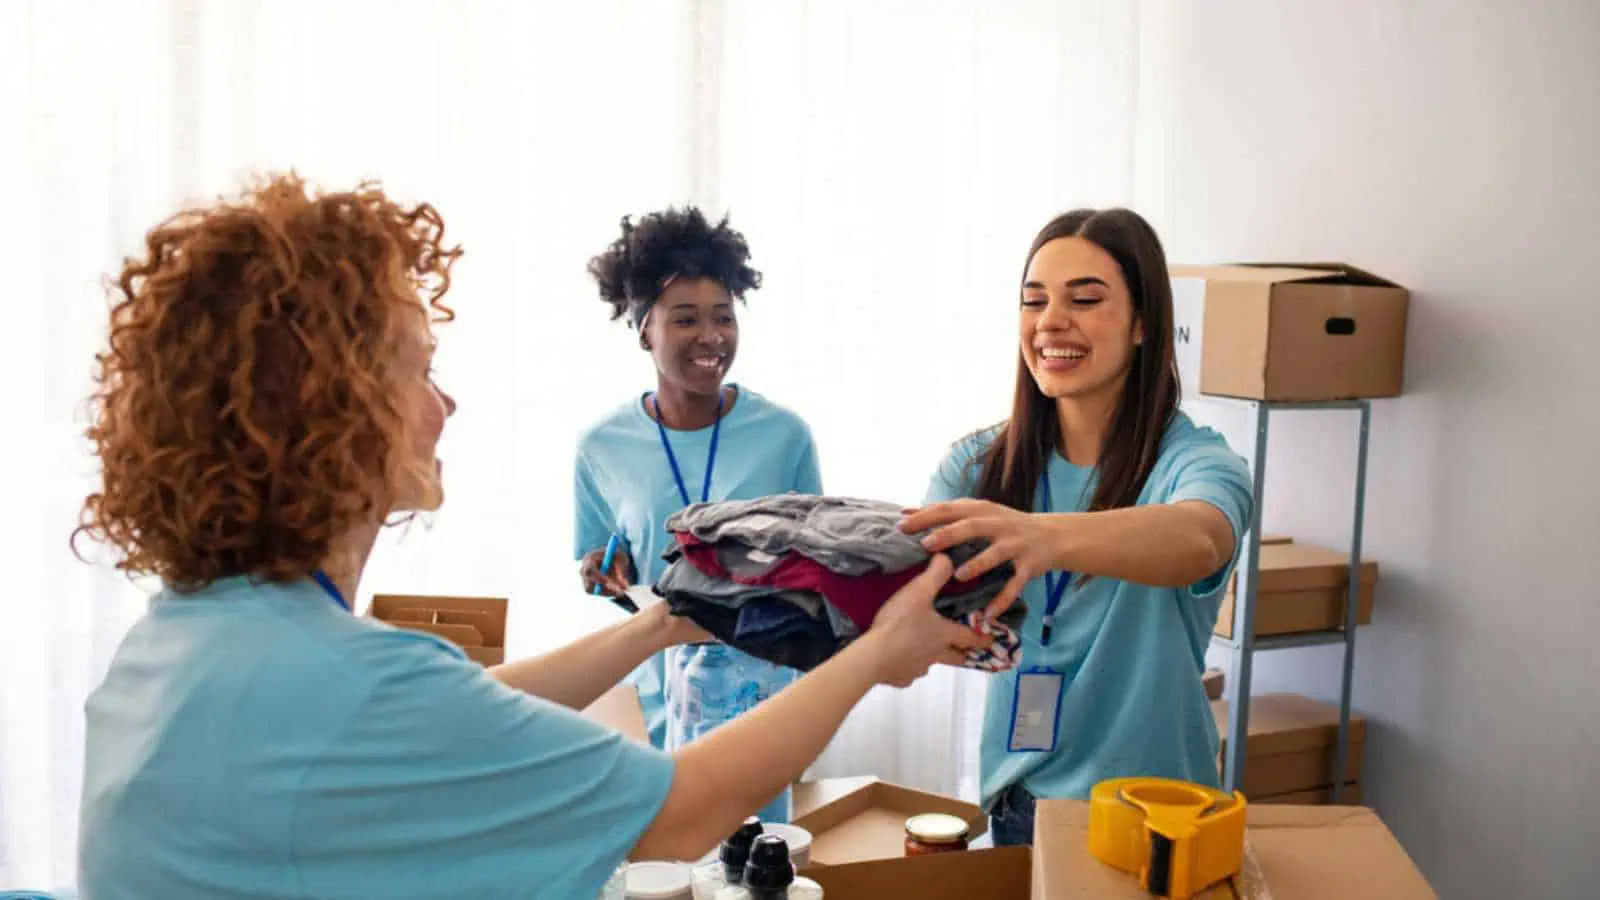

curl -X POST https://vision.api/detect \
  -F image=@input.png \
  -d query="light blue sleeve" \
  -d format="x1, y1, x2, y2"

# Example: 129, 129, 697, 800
923, 431, 989, 504
792, 424, 824, 495
293, 631, 675, 900
1165, 438, 1255, 597
575, 449, 615, 560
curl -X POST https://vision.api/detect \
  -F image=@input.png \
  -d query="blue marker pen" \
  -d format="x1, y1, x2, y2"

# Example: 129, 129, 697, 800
593, 534, 620, 596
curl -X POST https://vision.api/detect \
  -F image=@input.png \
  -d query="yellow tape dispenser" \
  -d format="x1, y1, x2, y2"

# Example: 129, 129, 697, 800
1087, 777, 1247, 899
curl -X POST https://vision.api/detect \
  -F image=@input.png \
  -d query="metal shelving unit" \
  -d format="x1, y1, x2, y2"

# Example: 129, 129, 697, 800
1192, 397, 1372, 805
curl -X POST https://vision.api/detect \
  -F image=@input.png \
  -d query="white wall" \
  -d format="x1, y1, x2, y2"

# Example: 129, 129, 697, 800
1132, 2, 1600, 897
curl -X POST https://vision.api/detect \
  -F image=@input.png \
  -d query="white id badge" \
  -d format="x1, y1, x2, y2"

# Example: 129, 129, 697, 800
1008, 667, 1064, 753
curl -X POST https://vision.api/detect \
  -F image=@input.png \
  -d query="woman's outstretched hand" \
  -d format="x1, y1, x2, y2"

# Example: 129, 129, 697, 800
899, 500, 1070, 619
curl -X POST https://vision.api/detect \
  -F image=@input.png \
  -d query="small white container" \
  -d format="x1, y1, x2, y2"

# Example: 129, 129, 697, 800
598, 861, 627, 900
708, 877, 823, 900
689, 861, 729, 900
760, 824, 812, 868
626, 861, 693, 900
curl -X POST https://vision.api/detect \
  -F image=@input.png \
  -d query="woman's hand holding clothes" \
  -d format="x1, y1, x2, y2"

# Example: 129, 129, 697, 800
899, 499, 1071, 619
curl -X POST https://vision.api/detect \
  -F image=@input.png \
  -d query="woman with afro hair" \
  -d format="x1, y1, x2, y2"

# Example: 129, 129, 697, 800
73, 176, 982, 898
574, 206, 822, 821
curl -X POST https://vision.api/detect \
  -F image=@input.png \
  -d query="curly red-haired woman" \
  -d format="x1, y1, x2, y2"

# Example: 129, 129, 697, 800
73, 174, 983, 900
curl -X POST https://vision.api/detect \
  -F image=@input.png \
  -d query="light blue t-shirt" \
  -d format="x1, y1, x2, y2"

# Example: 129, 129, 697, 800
924, 411, 1253, 808
573, 385, 823, 749
79, 577, 674, 900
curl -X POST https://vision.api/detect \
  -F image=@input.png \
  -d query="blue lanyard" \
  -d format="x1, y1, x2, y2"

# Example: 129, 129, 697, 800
311, 569, 349, 612
652, 392, 723, 506
1039, 470, 1070, 646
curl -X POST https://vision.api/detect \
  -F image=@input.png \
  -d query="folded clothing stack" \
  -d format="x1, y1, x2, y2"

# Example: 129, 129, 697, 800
655, 494, 1027, 673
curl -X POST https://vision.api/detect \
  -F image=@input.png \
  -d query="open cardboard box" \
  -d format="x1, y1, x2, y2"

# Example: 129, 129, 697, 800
1216, 538, 1378, 640
1034, 800, 1436, 899
809, 846, 1032, 899
791, 777, 987, 867
369, 593, 508, 665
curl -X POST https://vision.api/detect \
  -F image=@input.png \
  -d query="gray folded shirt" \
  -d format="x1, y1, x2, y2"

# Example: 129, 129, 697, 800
665, 494, 938, 576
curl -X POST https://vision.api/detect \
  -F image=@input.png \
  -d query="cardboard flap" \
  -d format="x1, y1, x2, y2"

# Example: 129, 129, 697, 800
1170, 264, 1343, 285
808, 847, 1032, 900
1170, 263, 1400, 288
436, 609, 496, 632
403, 621, 484, 648
792, 776, 879, 820
1243, 261, 1401, 288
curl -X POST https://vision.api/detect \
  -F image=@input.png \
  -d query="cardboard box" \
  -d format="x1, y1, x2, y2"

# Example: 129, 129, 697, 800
1203, 666, 1225, 701
370, 594, 508, 665
1169, 263, 1409, 402
1034, 800, 1435, 898
1215, 539, 1378, 640
1256, 782, 1363, 806
1212, 693, 1366, 798
809, 846, 1032, 899
581, 685, 647, 744
790, 777, 986, 866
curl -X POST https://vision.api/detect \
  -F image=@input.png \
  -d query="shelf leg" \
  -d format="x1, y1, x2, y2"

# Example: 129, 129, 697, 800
1223, 403, 1270, 794
1331, 402, 1371, 804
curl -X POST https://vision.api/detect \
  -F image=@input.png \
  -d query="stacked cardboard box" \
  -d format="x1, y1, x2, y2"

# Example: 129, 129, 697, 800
1214, 538, 1378, 641
1212, 693, 1364, 803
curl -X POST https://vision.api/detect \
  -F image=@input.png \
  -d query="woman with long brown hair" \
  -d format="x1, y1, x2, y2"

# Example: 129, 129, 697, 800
900, 208, 1255, 847
72, 174, 985, 898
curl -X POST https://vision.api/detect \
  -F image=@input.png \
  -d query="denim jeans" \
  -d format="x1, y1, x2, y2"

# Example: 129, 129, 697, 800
990, 782, 1037, 847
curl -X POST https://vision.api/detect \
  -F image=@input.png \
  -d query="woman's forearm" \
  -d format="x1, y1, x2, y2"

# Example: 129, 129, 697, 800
632, 634, 884, 861
488, 613, 668, 711
1053, 500, 1235, 587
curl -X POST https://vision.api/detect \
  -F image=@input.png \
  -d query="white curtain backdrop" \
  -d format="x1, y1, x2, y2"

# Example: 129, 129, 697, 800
1, 0, 1146, 887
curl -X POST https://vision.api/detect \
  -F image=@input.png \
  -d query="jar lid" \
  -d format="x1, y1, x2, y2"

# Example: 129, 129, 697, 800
905, 812, 969, 843
625, 861, 692, 899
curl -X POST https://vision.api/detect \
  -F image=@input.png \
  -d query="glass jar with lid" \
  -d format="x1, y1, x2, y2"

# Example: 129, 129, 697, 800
903, 813, 971, 856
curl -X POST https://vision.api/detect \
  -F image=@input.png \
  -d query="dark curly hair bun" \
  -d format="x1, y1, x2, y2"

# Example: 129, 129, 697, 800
586, 206, 761, 327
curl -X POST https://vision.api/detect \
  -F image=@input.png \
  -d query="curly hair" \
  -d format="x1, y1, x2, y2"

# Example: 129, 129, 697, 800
585, 206, 762, 326
74, 173, 462, 591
